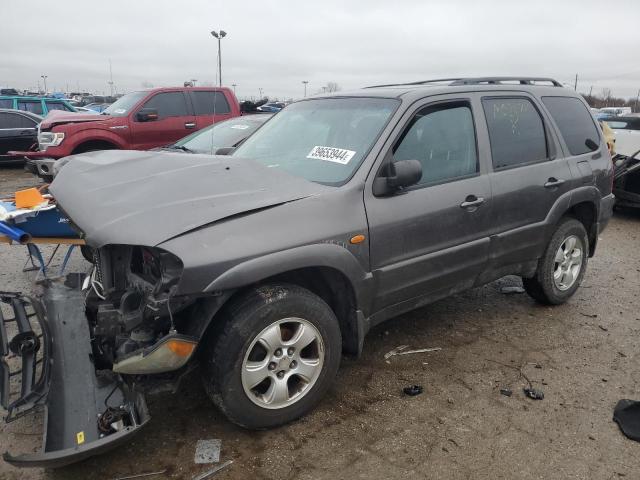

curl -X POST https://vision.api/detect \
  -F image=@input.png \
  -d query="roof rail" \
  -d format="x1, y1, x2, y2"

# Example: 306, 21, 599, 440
365, 76, 563, 89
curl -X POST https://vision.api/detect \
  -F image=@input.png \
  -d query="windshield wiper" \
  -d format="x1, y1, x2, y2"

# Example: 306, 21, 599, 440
164, 145, 195, 153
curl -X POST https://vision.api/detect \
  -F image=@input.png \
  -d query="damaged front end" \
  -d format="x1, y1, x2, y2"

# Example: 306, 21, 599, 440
1, 245, 202, 468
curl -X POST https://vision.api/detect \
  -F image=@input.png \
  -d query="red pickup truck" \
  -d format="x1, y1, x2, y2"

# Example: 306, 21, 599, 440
16, 86, 240, 177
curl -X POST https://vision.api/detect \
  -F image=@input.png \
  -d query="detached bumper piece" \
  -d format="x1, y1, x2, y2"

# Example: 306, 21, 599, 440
1, 277, 150, 468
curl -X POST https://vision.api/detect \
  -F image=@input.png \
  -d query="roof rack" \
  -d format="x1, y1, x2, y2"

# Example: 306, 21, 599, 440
365, 76, 563, 89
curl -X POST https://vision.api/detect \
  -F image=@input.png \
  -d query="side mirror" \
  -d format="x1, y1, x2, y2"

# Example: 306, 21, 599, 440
373, 159, 422, 196
215, 146, 236, 156
136, 108, 159, 122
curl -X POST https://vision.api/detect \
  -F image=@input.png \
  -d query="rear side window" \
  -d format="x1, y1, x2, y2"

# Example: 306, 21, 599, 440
482, 97, 547, 169
190, 91, 231, 115
393, 102, 478, 186
0, 112, 37, 128
0, 99, 13, 108
142, 92, 189, 118
46, 102, 72, 112
17, 101, 43, 115
542, 96, 600, 155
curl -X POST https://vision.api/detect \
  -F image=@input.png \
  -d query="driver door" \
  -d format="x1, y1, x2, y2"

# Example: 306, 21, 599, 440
365, 96, 493, 314
130, 91, 195, 149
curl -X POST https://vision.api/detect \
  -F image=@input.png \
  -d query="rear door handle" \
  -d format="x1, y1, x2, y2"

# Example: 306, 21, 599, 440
544, 177, 565, 188
460, 195, 485, 209
184, 122, 196, 129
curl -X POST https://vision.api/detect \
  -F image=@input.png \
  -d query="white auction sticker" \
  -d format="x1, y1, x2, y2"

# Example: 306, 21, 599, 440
307, 146, 356, 165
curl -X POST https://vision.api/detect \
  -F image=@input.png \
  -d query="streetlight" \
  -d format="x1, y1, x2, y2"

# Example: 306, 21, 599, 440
40, 75, 48, 94
258, 87, 263, 99
302, 80, 309, 97
231, 83, 237, 95
210, 29, 227, 87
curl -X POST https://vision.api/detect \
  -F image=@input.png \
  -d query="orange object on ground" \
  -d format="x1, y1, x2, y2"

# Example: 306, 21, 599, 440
14, 188, 46, 209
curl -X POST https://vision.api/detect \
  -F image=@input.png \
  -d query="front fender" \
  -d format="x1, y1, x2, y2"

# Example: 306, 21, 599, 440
204, 243, 373, 307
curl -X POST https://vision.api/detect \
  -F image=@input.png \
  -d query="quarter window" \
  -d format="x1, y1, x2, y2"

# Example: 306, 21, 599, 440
190, 91, 231, 115
0, 99, 13, 108
17, 101, 43, 115
45, 102, 71, 112
482, 97, 547, 169
393, 102, 478, 186
141, 92, 188, 118
542, 96, 600, 155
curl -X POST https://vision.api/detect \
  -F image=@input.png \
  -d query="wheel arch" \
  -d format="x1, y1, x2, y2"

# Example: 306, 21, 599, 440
201, 244, 373, 356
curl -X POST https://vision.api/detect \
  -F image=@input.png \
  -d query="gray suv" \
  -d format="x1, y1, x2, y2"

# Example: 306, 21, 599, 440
1, 77, 614, 467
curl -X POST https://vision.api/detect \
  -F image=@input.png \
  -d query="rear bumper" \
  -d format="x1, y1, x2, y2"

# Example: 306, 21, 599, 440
1, 276, 150, 468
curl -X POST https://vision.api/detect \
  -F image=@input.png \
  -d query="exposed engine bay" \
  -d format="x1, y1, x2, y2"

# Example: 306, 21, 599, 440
86, 245, 199, 373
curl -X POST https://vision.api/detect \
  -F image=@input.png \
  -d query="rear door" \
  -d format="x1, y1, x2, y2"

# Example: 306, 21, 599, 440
188, 90, 234, 130
479, 94, 572, 273
130, 91, 195, 149
365, 96, 493, 315
0, 112, 38, 155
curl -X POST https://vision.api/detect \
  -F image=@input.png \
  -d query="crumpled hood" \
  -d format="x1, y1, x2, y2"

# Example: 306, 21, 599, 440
41, 110, 112, 128
49, 150, 326, 247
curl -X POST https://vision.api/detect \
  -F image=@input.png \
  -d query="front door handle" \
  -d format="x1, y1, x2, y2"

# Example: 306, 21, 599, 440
544, 177, 565, 188
184, 122, 196, 129
460, 195, 485, 209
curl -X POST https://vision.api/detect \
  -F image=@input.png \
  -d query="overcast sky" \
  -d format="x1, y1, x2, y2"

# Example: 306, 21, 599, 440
2, 0, 639, 100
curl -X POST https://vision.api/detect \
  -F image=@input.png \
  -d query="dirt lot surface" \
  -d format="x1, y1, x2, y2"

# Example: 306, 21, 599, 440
1, 166, 638, 480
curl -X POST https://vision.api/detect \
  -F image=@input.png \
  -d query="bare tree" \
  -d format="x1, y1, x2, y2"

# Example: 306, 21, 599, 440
141, 80, 154, 88
326, 82, 341, 92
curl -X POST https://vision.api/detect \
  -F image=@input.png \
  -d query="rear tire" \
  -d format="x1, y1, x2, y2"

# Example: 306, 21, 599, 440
202, 283, 341, 429
523, 217, 588, 305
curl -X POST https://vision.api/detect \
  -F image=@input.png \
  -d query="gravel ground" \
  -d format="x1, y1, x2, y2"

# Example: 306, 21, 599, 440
1, 166, 639, 480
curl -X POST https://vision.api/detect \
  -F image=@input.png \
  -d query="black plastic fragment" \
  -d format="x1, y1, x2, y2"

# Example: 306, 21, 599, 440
524, 387, 544, 400
403, 385, 423, 396
500, 388, 513, 397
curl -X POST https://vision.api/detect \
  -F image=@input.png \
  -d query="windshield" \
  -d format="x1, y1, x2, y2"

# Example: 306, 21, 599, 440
102, 91, 147, 116
173, 115, 271, 153
232, 97, 399, 185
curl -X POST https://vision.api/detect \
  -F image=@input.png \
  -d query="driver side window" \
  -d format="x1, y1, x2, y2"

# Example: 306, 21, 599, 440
141, 92, 188, 119
393, 102, 478, 186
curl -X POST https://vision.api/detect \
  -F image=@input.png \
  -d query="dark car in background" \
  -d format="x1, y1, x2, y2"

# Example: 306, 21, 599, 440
257, 102, 285, 112
0, 109, 41, 163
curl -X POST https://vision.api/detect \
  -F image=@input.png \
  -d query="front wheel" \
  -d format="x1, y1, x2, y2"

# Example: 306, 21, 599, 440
202, 284, 342, 429
523, 217, 589, 305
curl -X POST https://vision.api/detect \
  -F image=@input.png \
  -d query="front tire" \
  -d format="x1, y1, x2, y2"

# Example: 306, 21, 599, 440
202, 283, 342, 429
523, 217, 589, 305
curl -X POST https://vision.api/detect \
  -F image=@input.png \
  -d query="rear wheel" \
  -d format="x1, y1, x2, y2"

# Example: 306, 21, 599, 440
523, 217, 588, 305
202, 283, 341, 429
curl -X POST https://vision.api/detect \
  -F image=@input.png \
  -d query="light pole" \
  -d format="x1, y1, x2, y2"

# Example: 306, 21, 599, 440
210, 29, 227, 87
258, 87, 263, 99
41, 75, 48, 94
302, 80, 308, 97
231, 83, 237, 95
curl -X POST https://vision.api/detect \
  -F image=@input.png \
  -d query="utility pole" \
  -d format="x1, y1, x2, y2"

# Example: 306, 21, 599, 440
231, 83, 237, 95
108, 59, 114, 97
574, 73, 578, 91
258, 87, 263, 98
589, 85, 593, 97
210, 30, 227, 87
635, 89, 640, 113
40, 75, 48, 94
302, 80, 309, 97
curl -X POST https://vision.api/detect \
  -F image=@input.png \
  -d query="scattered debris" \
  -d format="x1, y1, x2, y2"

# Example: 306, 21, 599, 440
580, 312, 598, 318
500, 388, 513, 397
114, 470, 167, 480
598, 325, 609, 332
618, 352, 627, 358
385, 345, 442, 359
403, 385, 424, 396
588, 435, 596, 440
192, 460, 233, 480
523, 387, 545, 400
194, 439, 222, 464
500, 286, 525, 294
